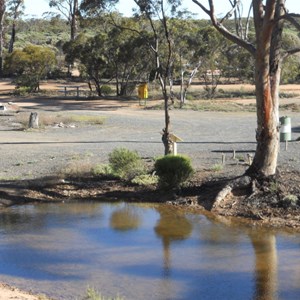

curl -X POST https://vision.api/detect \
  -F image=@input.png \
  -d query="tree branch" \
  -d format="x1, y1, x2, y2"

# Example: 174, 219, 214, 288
191, 0, 210, 15
283, 47, 300, 59
108, 13, 156, 54
220, 0, 241, 24
192, 0, 256, 55
282, 13, 300, 32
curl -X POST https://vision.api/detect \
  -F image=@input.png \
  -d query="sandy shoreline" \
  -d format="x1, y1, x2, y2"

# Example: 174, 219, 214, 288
0, 282, 52, 300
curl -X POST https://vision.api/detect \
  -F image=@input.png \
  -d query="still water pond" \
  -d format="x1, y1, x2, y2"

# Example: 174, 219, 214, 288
0, 202, 300, 299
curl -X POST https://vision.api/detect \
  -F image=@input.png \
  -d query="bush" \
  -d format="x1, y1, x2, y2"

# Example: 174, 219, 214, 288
101, 85, 113, 95
154, 155, 194, 190
92, 164, 114, 177
131, 174, 159, 186
108, 148, 145, 180
84, 287, 124, 300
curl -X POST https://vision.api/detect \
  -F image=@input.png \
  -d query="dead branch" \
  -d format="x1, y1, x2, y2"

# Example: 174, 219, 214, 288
220, 0, 241, 24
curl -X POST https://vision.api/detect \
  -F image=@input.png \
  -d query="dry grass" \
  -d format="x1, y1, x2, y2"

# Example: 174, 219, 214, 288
15, 112, 106, 129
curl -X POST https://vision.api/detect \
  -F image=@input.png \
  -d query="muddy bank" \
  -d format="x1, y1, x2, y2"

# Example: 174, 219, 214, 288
1, 167, 300, 230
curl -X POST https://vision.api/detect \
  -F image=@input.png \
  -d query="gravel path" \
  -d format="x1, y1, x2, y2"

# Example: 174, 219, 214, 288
0, 101, 299, 180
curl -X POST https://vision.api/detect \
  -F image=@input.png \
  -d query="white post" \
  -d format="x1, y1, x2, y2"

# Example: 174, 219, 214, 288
173, 142, 177, 155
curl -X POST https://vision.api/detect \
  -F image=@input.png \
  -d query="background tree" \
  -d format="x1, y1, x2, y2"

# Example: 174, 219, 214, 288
169, 18, 204, 106
7, 0, 24, 53
192, 0, 300, 178
5, 45, 56, 92
49, 0, 80, 41
195, 26, 228, 99
281, 30, 300, 83
133, 0, 182, 155
80, 0, 118, 17
0, 0, 6, 76
64, 32, 112, 95
106, 18, 151, 96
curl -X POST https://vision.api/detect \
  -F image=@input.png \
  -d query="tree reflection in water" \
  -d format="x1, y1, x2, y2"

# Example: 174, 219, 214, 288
110, 204, 141, 231
154, 206, 193, 277
250, 232, 278, 300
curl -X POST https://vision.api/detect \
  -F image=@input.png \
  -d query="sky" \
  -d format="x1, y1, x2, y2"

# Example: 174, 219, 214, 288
24, 0, 300, 19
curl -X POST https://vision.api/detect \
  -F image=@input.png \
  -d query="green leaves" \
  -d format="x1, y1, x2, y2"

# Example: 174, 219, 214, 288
5, 45, 56, 91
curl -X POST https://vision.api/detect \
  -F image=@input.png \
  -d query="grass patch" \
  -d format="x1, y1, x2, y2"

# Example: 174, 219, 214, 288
14, 112, 106, 129
210, 164, 224, 172
131, 174, 159, 186
279, 92, 299, 98
83, 287, 124, 300
0, 176, 21, 180
92, 164, 114, 177
146, 99, 256, 112
280, 103, 300, 112
63, 114, 106, 125
213, 88, 256, 99
188, 101, 256, 112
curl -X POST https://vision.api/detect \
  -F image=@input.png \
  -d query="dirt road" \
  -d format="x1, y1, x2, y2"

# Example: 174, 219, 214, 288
0, 95, 299, 180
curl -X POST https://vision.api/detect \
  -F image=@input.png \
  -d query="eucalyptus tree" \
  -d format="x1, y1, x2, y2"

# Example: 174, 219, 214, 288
133, 0, 184, 155
5, 45, 56, 91
169, 18, 204, 106
280, 30, 300, 83
63, 33, 112, 95
194, 26, 228, 99
7, 0, 24, 53
80, 0, 118, 16
106, 21, 152, 96
0, 0, 5, 75
192, 0, 300, 178
49, 0, 80, 40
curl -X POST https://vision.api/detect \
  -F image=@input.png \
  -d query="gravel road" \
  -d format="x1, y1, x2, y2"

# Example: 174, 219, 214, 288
0, 101, 299, 180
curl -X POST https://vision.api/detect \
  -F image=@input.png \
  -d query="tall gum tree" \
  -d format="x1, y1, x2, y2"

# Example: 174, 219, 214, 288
8, 0, 24, 53
133, 0, 179, 155
0, 0, 5, 76
49, 0, 79, 40
192, 0, 300, 178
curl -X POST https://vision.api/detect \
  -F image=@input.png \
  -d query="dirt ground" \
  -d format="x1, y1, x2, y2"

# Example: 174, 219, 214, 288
0, 80, 300, 299
0, 282, 50, 300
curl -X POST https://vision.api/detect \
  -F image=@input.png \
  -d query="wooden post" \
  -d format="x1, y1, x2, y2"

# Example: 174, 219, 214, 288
76, 86, 79, 97
29, 112, 39, 129
64, 86, 67, 97
222, 153, 226, 165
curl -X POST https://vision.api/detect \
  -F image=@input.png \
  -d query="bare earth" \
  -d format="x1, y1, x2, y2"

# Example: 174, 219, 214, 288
0, 80, 300, 299
0, 283, 49, 300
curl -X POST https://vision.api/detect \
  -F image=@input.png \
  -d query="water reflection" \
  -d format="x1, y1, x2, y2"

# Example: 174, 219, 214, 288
110, 205, 141, 231
154, 206, 192, 277
0, 202, 103, 232
0, 202, 299, 300
250, 232, 278, 300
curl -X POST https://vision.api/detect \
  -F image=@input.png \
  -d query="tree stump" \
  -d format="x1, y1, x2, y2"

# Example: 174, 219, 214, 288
29, 112, 39, 129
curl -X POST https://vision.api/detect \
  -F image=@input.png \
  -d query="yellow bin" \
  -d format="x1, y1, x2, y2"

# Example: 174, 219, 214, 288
138, 83, 148, 99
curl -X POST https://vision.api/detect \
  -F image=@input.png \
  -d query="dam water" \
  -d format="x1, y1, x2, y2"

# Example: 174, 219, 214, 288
0, 202, 299, 299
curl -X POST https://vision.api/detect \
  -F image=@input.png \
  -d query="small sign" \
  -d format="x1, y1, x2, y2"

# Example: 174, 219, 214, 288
169, 133, 183, 142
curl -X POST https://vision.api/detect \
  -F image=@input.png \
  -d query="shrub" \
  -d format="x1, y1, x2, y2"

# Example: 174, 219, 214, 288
92, 164, 114, 177
131, 174, 159, 186
84, 287, 124, 300
154, 155, 194, 190
101, 85, 113, 95
5, 45, 56, 92
108, 148, 145, 180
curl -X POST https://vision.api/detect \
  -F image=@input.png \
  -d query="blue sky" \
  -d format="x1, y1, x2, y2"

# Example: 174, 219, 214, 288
24, 0, 299, 18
